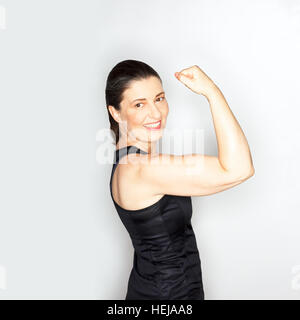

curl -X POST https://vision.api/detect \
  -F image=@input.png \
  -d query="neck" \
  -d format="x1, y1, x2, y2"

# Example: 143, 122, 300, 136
116, 138, 157, 155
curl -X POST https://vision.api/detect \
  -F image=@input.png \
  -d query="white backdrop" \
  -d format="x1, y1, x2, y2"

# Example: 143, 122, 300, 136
0, 0, 299, 299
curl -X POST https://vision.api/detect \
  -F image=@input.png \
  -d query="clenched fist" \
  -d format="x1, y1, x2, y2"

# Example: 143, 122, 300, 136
175, 65, 217, 97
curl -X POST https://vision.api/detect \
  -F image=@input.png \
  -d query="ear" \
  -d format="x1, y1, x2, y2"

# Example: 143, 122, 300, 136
108, 105, 121, 123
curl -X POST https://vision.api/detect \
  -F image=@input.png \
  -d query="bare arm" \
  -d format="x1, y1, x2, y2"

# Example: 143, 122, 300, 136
206, 83, 254, 176
130, 65, 254, 197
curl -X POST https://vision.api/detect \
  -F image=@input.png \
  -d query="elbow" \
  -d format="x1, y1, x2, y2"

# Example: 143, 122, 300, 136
243, 166, 255, 179
224, 165, 255, 182
231, 166, 255, 181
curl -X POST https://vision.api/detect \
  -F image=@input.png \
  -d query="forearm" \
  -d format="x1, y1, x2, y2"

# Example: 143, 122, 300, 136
205, 84, 254, 176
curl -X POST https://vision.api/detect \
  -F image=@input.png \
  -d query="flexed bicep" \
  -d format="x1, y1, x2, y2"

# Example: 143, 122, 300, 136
137, 153, 254, 197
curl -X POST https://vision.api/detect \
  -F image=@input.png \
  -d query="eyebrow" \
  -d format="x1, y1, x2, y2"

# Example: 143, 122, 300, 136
131, 91, 165, 103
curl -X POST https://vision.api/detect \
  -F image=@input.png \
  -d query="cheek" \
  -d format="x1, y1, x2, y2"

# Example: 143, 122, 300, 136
127, 110, 145, 126
163, 103, 169, 117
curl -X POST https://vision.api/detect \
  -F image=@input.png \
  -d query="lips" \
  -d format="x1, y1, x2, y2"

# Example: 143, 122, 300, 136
143, 120, 161, 129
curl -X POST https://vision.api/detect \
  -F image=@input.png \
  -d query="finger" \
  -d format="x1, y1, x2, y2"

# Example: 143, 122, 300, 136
175, 72, 182, 80
176, 72, 192, 81
178, 66, 194, 78
180, 71, 193, 79
175, 71, 186, 77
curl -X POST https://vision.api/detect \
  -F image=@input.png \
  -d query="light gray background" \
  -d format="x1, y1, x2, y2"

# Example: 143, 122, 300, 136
0, 0, 299, 299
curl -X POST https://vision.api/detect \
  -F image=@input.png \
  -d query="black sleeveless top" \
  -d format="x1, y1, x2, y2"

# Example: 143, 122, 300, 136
110, 145, 205, 300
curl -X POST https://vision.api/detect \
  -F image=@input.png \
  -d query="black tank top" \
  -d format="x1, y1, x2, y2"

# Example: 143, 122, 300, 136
109, 145, 205, 300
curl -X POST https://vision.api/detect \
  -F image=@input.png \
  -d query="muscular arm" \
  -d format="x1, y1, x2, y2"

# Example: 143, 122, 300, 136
206, 84, 254, 176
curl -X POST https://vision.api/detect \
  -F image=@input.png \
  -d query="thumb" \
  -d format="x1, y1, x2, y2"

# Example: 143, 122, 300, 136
175, 71, 193, 87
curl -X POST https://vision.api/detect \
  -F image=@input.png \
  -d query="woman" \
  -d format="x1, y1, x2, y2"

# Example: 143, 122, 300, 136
106, 59, 254, 300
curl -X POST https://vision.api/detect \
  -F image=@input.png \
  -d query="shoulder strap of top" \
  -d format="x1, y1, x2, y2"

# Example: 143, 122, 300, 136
110, 145, 148, 201
114, 145, 147, 164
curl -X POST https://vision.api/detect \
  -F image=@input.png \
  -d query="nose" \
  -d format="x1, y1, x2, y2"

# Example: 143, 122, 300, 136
149, 102, 161, 119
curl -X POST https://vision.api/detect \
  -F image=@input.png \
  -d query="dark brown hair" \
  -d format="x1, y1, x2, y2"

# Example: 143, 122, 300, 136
105, 59, 162, 145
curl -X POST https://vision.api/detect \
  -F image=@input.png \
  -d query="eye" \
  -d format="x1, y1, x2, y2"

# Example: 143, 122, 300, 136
135, 103, 143, 108
157, 96, 165, 102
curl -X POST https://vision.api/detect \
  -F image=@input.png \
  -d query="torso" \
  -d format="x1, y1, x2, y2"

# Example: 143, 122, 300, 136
111, 152, 165, 211
110, 145, 204, 300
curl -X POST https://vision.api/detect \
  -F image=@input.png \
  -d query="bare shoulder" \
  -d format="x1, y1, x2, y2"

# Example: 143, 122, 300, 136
112, 153, 164, 210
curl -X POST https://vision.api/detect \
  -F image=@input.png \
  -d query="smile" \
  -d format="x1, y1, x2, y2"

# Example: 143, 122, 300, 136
143, 120, 161, 130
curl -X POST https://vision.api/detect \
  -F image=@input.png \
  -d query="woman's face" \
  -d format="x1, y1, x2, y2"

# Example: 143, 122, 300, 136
117, 76, 169, 143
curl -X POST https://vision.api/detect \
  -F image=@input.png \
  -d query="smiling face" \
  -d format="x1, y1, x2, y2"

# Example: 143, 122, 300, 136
112, 76, 169, 145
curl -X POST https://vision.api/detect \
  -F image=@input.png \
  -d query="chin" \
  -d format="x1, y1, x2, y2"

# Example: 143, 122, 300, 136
128, 124, 164, 143
140, 130, 163, 143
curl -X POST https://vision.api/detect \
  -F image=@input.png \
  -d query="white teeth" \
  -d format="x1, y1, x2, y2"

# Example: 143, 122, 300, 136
144, 121, 160, 128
